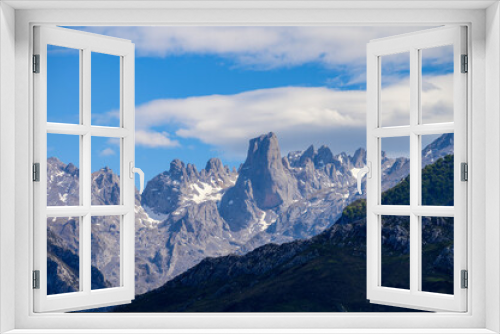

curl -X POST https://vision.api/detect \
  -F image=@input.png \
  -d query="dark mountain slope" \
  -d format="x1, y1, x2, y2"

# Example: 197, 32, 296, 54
114, 223, 409, 312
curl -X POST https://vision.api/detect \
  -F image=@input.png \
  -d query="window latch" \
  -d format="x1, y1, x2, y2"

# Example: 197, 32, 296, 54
129, 161, 145, 194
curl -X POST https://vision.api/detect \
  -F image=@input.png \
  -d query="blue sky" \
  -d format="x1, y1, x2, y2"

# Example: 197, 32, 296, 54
47, 26, 452, 183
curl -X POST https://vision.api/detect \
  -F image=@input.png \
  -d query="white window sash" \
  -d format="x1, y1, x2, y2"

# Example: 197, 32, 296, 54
32, 25, 136, 313
366, 26, 468, 312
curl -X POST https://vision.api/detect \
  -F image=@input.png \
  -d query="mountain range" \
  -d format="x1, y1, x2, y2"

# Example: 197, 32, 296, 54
46, 132, 454, 297
113, 153, 454, 312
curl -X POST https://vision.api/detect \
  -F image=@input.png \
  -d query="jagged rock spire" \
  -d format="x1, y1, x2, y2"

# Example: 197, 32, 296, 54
219, 132, 300, 231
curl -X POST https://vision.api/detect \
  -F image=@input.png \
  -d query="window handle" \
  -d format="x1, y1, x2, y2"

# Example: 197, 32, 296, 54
129, 162, 145, 194
356, 162, 371, 195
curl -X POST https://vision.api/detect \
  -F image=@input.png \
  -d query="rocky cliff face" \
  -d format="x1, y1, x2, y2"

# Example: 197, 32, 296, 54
47, 222, 110, 295
141, 158, 237, 219
422, 133, 454, 165
47, 132, 454, 296
219, 133, 301, 231
91, 167, 121, 205
47, 157, 79, 206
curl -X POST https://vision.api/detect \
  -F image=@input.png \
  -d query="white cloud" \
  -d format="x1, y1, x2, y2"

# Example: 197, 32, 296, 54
107, 138, 121, 146
72, 26, 453, 159
135, 86, 365, 158
92, 109, 120, 126
81, 26, 435, 70
136, 87, 365, 153
101, 123, 180, 149
135, 130, 180, 148
99, 148, 116, 157
421, 74, 454, 123
132, 74, 452, 158
380, 73, 453, 126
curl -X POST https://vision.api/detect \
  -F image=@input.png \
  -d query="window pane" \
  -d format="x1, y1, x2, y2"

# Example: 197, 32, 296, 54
421, 134, 454, 206
381, 215, 410, 290
421, 216, 454, 294
421, 45, 454, 124
381, 136, 410, 205
380, 52, 410, 127
47, 45, 80, 124
47, 134, 80, 206
91, 215, 121, 290
91, 52, 121, 127
91, 136, 121, 205
47, 216, 80, 295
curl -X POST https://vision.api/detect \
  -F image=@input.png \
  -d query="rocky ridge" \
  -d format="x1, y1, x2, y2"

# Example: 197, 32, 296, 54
47, 133, 454, 295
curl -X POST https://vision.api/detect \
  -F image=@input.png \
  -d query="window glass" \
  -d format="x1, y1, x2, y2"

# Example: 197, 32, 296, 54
91, 136, 121, 206
91, 52, 121, 127
421, 134, 454, 206
421, 45, 454, 124
47, 216, 80, 295
47, 45, 80, 124
91, 216, 121, 290
381, 215, 410, 290
380, 52, 410, 127
381, 137, 410, 205
421, 216, 454, 295
47, 133, 80, 206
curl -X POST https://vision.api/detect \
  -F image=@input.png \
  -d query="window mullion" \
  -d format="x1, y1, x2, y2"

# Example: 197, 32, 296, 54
78, 49, 84, 291
373, 124, 454, 138
82, 47, 92, 293
409, 47, 420, 295
412, 123, 454, 135
374, 205, 455, 217
89, 205, 128, 216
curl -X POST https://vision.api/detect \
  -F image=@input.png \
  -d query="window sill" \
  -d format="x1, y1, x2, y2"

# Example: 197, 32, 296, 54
4, 329, 498, 334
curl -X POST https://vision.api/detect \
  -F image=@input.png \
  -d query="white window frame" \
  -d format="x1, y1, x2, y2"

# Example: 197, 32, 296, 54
366, 26, 467, 312
32, 26, 136, 312
1, 2, 498, 333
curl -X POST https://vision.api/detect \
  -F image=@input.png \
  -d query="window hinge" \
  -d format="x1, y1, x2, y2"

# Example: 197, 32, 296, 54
461, 270, 468, 289
33, 163, 40, 182
33, 270, 40, 289
461, 54, 468, 73
461, 162, 468, 182
33, 54, 40, 73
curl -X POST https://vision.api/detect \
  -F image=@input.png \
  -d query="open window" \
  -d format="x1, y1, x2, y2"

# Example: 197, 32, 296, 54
33, 26, 137, 312
365, 26, 467, 312
2, 0, 495, 330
